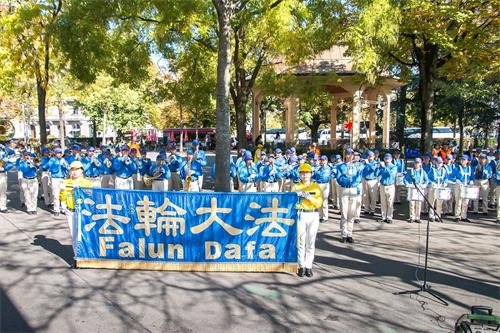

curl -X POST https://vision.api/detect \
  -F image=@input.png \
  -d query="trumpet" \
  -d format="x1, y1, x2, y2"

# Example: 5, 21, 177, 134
124, 156, 131, 165
34, 156, 41, 166
143, 163, 164, 187
104, 158, 112, 168
168, 154, 176, 165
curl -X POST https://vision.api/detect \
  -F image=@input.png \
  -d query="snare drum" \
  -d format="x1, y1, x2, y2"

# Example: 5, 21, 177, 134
396, 173, 404, 186
460, 185, 480, 200
434, 187, 452, 201
407, 185, 426, 202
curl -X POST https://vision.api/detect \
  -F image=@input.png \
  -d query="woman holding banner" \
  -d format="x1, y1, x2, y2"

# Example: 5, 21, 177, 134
292, 163, 322, 278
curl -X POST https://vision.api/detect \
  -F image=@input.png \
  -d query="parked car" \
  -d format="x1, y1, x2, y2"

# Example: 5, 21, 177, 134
265, 128, 286, 144
318, 128, 351, 145
406, 127, 461, 140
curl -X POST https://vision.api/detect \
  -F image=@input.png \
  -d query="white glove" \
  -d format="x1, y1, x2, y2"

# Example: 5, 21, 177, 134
296, 190, 303, 197
303, 192, 312, 200
189, 170, 195, 175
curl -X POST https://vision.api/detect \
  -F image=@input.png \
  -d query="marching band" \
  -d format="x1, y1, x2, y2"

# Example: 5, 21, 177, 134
0, 141, 498, 237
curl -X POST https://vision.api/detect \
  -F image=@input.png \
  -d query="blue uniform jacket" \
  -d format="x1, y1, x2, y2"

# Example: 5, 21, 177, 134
139, 158, 152, 176
362, 160, 378, 180
450, 165, 473, 184
427, 166, 449, 185
238, 164, 259, 183
99, 155, 114, 175
17, 159, 38, 178
148, 162, 171, 180
82, 156, 102, 177
260, 164, 283, 182
167, 154, 182, 172
392, 158, 406, 173
313, 165, 333, 184
376, 162, 397, 186
112, 156, 138, 178
336, 162, 362, 188
0, 155, 14, 172
180, 160, 203, 181
194, 150, 207, 166
472, 164, 492, 180
403, 167, 429, 186
47, 157, 69, 178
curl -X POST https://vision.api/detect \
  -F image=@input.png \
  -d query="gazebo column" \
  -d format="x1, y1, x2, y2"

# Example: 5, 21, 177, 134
329, 97, 337, 148
382, 92, 391, 148
252, 92, 263, 144
352, 89, 364, 149
285, 96, 298, 146
368, 104, 376, 146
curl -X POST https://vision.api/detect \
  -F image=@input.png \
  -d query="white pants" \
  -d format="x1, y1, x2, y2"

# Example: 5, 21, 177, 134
332, 179, 340, 208
496, 186, 500, 221
395, 185, 403, 203
51, 178, 64, 213
88, 176, 101, 188
101, 174, 114, 188
169, 172, 181, 191
318, 183, 330, 220
152, 179, 169, 191
473, 179, 489, 213
454, 186, 469, 219
40, 171, 51, 205
115, 177, 134, 190
363, 179, 379, 213
21, 178, 38, 212
18, 171, 24, 204
184, 180, 201, 192
428, 187, 444, 220
0, 173, 7, 210
355, 185, 363, 218
340, 188, 359, 237
65, 208, 78, 254
264, 182, 279, 192
489, 179, 496, 206
297, 211, 319, 269
409, 200, 422, 221
379, 184, 395, 220
283, 179, 293, 192
198, 175, 204, 191
240, 182, 257, 192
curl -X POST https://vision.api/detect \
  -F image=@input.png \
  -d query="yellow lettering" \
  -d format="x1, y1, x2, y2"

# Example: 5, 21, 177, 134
139, 238, 145, 258
259, 244, 275, 259
99, 236, 114, 257
224, 243, 241, 259
205, 241, 221, 260
167, 244, 184, 259
245, 241, 256, 259
118, 242, 134, 258
148, 243, 164, 259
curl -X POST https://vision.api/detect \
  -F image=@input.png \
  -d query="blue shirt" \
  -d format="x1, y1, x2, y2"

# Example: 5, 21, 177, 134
450, 165, 473, 184
47, 157, 69, 178
0, 156, 14, 172
472, 163, 492, 180
148, 162, 171, 180
260, 163, 283, 182
82, 156, 102, 177
17, 159, 38, 178
112, 155, 138, 178
99, 155, 114, 175
427, 166, 449, 185
313, 165, 332, 184
403, 167, 429, 186
139, 157, 152, 176
422, 163, 433, 174
288, 164, 301, 183
39, 155, 51, 171
167, 154, 183, 172
376, 162, 397, 186
392, 158, 406, 173
180, 160, 203, 181
238, 164, 259, 183
194, 149, 207, 166
336, 162, 362, 188
362, 160, 378, 180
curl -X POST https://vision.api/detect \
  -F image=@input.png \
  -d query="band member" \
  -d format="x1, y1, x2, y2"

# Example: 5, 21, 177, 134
313, 155, 332, 222
65, 144, 82, 165
128, 148, 144, 190
39, 147, 52, 206
489, 150, 500, 208
292, 163, 322, 277
427, 156, 449, 222
99, 150, 115, 188
192, 139, 207, 189
238, 152, 258, 193
274, 148, 286, 191
60, 161, 92, 254
353, 152, 364, 223
149, 154, 171, 191
495, 158, 500, 223
128, 136, 141, 157
362, 151, 378, 216
282, 155, 298, 192
180, 149, 203, 192
472, 153, 492, 215
0, 152, 14, 213
138, 148, 152, 189
329, 154, 342, 210
17, 152, 39, 215
261, 154, 282, 192
392, 151, 406, 204
450, 155, 474, 222
254, 144, 264, 163
47, 147, 70, 216
167, 144, 183, 191
112, 145, 137, 190
403, 157, 429, 223
443, 154, 456, 215
255, 151, 267, 192
377, 153, 397, 223
336, 149, 362, 243
82, 146, 102, 188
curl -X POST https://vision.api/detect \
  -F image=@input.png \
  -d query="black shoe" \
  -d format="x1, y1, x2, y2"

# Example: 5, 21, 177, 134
0, 209, 8, 213
320, 218, 325, 223
346, 237, 354, 243
47, 204, 54, 208
429, 218, 435, 222
496, 220, 500, 224
386, 219, 393, 224
305, 268, 313, 277
482, 212, 488, 216
53, 212, 60, 216
370, 212, 375, 216
461, 218, 471, 222
340, 237, 347, 243
407, 219, 413, 223
454, 217, 460, 222
297, 267, 305, 277
354, 219, 360, 224
395, 202, 401, 205
377, 218, 386, 223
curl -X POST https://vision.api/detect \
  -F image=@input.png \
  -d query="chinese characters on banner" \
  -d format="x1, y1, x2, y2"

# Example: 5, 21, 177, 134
74, 188, 299, 272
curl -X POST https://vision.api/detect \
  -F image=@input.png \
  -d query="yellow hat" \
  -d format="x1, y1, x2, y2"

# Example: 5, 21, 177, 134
298, 163, 313, 173
70, 161, 84, 169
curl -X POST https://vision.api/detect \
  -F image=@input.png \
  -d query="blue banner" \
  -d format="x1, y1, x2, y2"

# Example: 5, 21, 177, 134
73, 188, 299, 272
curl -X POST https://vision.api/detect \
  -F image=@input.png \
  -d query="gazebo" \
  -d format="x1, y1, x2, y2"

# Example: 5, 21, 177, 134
251, 46, 405, 149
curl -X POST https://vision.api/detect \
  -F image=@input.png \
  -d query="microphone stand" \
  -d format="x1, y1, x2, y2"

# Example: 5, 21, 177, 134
394, 175, 449, 306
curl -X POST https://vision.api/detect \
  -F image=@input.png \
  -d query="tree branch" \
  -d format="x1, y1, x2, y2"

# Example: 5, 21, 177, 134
388, 52, 417, 67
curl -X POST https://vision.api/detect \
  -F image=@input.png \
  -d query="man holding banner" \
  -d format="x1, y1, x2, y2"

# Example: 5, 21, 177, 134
292, 163, 322, 278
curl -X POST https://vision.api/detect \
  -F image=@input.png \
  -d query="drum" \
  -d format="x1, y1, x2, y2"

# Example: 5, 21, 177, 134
434, 187, 452, 201
396, 173, 404, 186
460, 185, 480, 200
407, 185, 426, 201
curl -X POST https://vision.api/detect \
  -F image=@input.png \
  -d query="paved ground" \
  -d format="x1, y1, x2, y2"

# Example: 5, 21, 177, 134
1, 156, 499, 333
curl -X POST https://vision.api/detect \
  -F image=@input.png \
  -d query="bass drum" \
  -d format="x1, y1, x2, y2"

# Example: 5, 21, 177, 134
0, 119, 15, 141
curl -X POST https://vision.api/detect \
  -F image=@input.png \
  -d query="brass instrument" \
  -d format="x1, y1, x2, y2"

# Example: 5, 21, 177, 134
34, 156, 41, 166
143, 161, 163, 188
104, 158, 112, 168
184, 160, 192, 191
0, 159, 6, 168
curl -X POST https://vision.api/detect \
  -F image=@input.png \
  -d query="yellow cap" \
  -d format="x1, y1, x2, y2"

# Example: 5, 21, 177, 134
298, 163, 313, 173
70, 161, 84, 169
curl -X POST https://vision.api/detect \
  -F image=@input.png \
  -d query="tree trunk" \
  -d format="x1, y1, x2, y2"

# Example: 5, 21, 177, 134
102, 110, 107, 146
213, 0, 233, 192
36, 79, 48, 145
92, 119, 97, 146
58, 98, 65, 150
458, 105, 464, 154
416, 42, 438, 154
235, 94, 248, 149
397, 85, 407, 143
